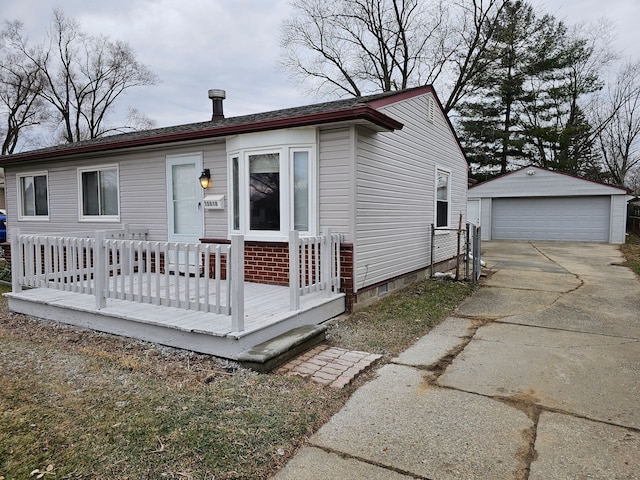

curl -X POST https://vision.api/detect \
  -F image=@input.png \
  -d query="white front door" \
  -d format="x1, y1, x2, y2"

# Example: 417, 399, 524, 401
167, 154, 203, 270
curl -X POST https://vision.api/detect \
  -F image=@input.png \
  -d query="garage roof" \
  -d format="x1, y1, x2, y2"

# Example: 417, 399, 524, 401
468, 166, 626, 198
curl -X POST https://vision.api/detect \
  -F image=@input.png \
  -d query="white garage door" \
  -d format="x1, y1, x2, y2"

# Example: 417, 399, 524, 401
492, 196, 610, 242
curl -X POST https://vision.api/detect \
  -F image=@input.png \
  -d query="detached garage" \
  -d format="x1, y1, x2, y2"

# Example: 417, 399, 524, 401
468, 166, 628, 244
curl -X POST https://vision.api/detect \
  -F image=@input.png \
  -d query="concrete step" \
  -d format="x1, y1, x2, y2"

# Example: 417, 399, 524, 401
237, 324, 328, 373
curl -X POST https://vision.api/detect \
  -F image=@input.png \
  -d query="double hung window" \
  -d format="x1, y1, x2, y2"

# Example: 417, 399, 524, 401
78, 165, 119, 220
18, 172, 49, 219
436, 169, 450, 228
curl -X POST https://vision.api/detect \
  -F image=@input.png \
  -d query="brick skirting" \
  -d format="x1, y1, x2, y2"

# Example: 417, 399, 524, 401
201, 239, 355, 308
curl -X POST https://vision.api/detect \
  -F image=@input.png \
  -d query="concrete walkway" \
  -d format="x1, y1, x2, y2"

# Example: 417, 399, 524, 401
272, 241, 640, 479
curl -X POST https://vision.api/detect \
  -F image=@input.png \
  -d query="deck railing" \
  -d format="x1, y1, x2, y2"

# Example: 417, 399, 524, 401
11, 228, 245, 331
289, 228, 342, 310
11, 227, 343, 329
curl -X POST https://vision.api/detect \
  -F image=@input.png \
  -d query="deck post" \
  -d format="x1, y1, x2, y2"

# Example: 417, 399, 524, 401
322, 227, 332, 297
289, 230, 300, 310
11, 228, 21, 293
231, 234, 245, 332
95, 231, 106, 309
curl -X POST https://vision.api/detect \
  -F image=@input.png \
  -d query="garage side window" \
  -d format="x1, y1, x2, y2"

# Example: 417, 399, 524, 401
18, 172, 49, 219
436, 169, 450, 228
79, 165, 119, 221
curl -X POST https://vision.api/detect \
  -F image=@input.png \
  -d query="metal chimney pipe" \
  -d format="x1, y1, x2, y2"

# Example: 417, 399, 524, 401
208, 89, 226, 120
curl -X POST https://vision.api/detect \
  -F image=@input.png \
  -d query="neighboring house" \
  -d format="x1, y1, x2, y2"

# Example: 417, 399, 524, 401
0, 85, 468, 359
468, 166, 627, 243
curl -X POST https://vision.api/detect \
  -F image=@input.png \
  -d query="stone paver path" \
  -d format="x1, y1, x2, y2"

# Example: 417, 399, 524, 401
275, 345, 381, 388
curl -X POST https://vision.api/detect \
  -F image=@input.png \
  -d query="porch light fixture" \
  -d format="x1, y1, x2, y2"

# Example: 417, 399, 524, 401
199, 169, 211, 189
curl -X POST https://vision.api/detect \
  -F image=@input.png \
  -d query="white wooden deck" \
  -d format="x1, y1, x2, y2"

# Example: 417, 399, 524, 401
6, 279, 345, 360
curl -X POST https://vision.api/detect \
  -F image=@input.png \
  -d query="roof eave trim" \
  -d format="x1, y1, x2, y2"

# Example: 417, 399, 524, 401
0, 106, 403, 165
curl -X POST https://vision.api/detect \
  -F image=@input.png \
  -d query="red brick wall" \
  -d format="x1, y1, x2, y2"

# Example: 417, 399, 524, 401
244, 241, 290, 285
201, 239, 355, 301
339, 243, 354, 312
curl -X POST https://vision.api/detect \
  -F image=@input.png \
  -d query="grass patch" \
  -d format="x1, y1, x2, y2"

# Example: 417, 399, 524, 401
328, 279, 475, 357
0, 278, 472, 479
621, 232, 640, 277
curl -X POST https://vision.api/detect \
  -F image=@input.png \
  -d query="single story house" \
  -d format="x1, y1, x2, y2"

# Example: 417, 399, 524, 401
468, 166, 627, 243
0, 85, 468, 359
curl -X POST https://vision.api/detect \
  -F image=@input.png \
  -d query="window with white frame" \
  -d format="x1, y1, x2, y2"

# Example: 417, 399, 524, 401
18, 172, 49, 219
292, 150, 310, 231
436, 169, 450, 228
78, 165, 119, 220
230, 146, 315, 239
249, 152, 281, 231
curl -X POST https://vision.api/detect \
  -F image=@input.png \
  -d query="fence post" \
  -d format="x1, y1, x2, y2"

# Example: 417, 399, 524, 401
465, 223, 471, 281
95, 231, 107, 309
430, 223, 435, 278
473, 226, 482, 282
231, 234, 245, 332
11, 228, 21, 293
289, 230, 300, 310
322, 227, 332, 297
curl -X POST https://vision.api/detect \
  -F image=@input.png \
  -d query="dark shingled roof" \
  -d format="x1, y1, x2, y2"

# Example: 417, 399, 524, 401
0, 87, 429, 165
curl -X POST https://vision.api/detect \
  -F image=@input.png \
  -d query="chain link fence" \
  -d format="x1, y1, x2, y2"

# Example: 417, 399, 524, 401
430, 223, 482, 282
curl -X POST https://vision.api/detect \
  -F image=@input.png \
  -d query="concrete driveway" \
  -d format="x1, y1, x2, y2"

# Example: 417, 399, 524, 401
273, 241, 640, 479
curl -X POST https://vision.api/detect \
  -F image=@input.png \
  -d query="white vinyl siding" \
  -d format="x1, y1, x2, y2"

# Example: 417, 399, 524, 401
318, 127, 352, 238
355, 93, 468, 288
5, 142, 226, 241
201, 142, 228, 239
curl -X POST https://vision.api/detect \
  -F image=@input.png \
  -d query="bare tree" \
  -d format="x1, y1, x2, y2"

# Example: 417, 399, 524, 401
0, 21, 48, 154
440, 0, 509, 113
20, 9, 158, 144
594, 61, 640, 187
280, 0, 450, 98
280, 0, 509, 112
627, 165, 640, 195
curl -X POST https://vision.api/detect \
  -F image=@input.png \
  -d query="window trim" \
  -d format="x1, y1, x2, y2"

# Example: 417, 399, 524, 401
435, 166, 451, 229
17, 171, 50, 221
228, 144, 317, 241
77, 164, 121, 222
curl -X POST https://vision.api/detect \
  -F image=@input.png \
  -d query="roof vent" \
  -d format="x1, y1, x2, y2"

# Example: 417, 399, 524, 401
208, 89, 226, 120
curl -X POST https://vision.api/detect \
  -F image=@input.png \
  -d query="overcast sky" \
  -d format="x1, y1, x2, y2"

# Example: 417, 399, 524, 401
1, 0, 638, 129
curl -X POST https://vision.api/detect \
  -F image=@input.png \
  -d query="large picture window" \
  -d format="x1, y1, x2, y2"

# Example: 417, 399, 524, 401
18, 172, 49, 219
229, 145, 315, 239
436, 169, 450, 228
79, 165, 119, 220
249, 153, 280, 231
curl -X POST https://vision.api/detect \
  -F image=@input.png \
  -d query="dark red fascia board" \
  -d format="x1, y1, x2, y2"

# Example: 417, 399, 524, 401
366, 85, 436, 109
0, 105, 403, 165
